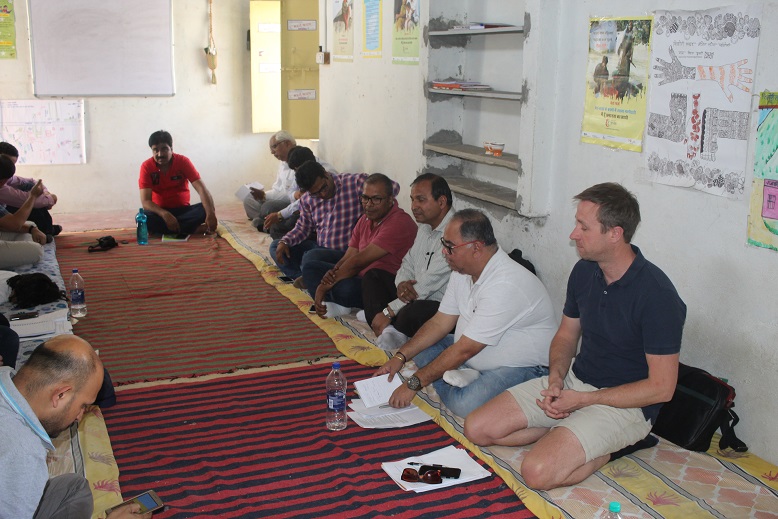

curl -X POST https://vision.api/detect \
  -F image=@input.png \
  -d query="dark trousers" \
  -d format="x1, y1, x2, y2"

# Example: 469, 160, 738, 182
146, 203, 206, 235
302, 249, 362, 308
7, 206, 54, 235
361, 269, 440, 337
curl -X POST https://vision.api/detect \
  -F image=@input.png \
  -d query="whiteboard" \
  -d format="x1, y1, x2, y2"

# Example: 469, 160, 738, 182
28, 0, 175, 96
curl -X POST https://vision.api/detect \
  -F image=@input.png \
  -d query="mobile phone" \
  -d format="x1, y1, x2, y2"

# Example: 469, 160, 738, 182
105, 490, 164, 515
279, 276, 294, 283
308, 304, 317, 313
9, 311, 39, 321
419, 464, 461, 479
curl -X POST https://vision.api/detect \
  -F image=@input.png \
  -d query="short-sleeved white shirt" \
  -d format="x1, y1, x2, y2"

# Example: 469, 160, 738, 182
438, 247, 556, 371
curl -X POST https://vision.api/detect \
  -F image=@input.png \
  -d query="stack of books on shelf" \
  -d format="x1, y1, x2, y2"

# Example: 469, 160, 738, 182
430, 80, 492, 92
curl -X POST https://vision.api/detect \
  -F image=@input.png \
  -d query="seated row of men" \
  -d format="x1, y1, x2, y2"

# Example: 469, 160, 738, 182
231, 131, 686, 491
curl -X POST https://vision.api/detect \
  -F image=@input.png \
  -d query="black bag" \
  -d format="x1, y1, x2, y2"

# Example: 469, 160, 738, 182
508, 249, 537, 276
652, 363, 747, 452
88, 235, 119, 252
7, 273, 67, 308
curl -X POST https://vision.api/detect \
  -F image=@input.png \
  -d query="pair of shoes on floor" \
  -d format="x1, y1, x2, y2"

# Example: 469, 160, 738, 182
293, 277, 306, 290
376, 325, 408, 351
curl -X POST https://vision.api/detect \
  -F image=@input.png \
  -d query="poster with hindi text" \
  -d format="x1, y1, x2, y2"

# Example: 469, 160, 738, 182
645, 6, 761, 198
581, 17, 653, 152
0, 0, 16, 59
362, 0, 382, 58
333, 0, 354, 62
392, 0, 419, 65
747, 91, 778, 252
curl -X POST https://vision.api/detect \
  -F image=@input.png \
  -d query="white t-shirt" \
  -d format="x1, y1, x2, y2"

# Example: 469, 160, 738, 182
438, 247, 556, 371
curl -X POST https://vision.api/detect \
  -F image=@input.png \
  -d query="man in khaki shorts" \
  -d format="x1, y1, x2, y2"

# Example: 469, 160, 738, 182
464, 183, 687, 490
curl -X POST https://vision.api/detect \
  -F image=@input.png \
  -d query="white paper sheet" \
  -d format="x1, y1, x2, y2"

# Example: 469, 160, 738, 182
353, 374, 402, 408
381, 445, 491, 492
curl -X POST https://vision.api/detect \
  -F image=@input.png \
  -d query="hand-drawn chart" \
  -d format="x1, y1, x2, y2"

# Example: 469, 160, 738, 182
645, 7, 761, 198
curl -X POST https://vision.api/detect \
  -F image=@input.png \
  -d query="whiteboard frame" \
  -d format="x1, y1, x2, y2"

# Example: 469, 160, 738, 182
28, 0, 176, 97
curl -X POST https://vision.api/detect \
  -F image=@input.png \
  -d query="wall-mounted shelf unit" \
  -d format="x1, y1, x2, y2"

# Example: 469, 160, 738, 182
429, 27, 524, 37
424, 143, 519, 170
427, 88, 522, 100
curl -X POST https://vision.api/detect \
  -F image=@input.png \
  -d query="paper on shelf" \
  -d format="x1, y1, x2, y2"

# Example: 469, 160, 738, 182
353, 374, 402, 408
381, 445, 491, 492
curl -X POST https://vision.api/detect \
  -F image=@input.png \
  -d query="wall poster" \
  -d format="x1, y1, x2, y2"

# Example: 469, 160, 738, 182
362, 0, 382, 58
581, 17, 653, 152
391, 0, 419, 65
645, 6, 761, 198
333, 0, 354, 62
748, 91, 778, 252
0, 0, 16, 59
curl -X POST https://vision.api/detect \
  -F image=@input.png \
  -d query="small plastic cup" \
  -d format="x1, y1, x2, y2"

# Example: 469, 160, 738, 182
483, 142, 493, 155
491, 143, 505, 157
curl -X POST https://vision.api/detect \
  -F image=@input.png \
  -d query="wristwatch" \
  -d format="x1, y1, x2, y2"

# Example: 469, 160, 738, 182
28, 223, 37, 234
406, 375, 422, 391
382, 307, 392, 318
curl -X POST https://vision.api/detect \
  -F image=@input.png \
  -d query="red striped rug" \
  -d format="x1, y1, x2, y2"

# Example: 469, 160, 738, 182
104, 361, 536, 518
55, 230, 340, 384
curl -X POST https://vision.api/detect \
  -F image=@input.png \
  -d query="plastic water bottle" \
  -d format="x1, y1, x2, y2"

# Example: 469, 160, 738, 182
69, 268, 87, 318
326, 362, 347, 431
603, 501, 624, 519
136, 208, 148, 245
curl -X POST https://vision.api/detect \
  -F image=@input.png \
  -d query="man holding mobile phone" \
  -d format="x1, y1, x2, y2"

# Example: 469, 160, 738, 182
0, 336, 153, 519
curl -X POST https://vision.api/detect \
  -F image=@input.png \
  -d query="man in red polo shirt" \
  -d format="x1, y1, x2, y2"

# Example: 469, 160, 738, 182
139, 130, 217, 235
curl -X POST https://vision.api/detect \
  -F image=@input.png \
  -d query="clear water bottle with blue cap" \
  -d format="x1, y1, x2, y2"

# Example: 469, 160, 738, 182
326, 361, 347, 430
603, 501, 623, 518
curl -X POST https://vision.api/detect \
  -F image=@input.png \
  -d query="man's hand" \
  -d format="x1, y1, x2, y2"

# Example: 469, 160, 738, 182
371, 311, 391, 336
29, 179, 44, 199
250, 187, 266, 201
162, 212, 180, 233
205, 212, 218, 233
31, 227, 47, 245
275, 241, 291, 265
321, 267, 338, 287
107, 502, 152, 519
49, 194, 58, 205
389, 384, 416, 409
396, 280, 418, 303
536, 379, 567, 419
314, 284, 329, 317
373, 356, 403, 381
263, 212, 281, 231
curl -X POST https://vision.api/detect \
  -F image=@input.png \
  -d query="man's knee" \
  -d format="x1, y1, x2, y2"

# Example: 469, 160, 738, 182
520, 453, 558, 490
463, 407, 496, 445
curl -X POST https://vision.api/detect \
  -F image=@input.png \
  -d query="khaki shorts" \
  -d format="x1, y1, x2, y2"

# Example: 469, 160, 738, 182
507, 370, 652, 463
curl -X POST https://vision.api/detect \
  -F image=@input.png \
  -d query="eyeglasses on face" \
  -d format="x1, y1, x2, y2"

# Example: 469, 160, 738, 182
308, 178, 329, 198
401, 467, 442, 484
269, 140, 285, 151
360, 195, 387, 205
440, 237, 481, 255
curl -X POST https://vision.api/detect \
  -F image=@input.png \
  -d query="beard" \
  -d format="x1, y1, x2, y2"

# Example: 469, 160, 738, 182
40, 403, 75, 438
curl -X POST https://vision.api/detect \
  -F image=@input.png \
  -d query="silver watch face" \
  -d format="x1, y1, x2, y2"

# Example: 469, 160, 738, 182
407, 375, 422, 391
383, 308, 391, 317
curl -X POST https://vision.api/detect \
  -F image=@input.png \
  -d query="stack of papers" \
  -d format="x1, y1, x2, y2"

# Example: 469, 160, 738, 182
381, 446, 492, 492
347, 375, 431, 429
9, 308, 73, 339
234, 181, 264, 201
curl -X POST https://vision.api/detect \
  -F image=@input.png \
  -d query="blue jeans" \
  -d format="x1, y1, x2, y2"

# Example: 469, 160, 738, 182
269, 239, 321, 279
414, 335, 549, 418
302, 249, 363, 308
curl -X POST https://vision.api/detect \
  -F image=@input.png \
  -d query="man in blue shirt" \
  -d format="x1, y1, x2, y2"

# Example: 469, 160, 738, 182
464, 182, 686, 491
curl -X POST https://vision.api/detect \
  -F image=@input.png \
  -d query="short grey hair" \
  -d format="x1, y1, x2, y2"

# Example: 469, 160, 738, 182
272, 130, 297, 146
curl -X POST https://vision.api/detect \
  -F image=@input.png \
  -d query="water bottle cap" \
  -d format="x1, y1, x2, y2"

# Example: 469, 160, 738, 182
609, 502, 621, 513
332, 361, 340, 369
72, 268, 78, 273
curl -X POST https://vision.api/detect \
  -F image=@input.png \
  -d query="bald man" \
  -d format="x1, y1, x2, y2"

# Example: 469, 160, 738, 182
0, 336, 150, 519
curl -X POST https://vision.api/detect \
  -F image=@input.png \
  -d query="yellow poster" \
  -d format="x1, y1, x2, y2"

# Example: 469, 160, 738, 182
748, 92, 778, 252
391, 0, 419, 65
581, 17, 653, 152
362, 0, 381, 58
333, 0, 353, 62
0, 1, 17, 59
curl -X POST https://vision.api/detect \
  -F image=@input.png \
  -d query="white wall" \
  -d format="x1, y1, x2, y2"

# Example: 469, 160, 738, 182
1, 0, 288, 216
320, 0, 778, 463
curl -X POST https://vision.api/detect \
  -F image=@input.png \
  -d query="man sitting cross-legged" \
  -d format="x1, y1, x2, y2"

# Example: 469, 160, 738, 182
464, 183, 687, 491
374, 209, 557, 418
305, 173, 417, 318
362, 173, 454, 350
0, 156, 46, 269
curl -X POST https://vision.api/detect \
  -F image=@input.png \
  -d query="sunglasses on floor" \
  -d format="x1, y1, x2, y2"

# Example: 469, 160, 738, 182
401, 467, 443, 484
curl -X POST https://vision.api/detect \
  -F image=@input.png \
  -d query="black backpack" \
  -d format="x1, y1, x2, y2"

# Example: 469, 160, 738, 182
652, 363, 747, 452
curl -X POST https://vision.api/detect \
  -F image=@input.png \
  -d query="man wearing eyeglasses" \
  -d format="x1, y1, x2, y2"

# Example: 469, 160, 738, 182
464, 183, 686, 491
362, 173, 455, 350
241, 131, 297, 230
302, 173, 417, 318
270, 162, 400, 281
376, 209, 557, 418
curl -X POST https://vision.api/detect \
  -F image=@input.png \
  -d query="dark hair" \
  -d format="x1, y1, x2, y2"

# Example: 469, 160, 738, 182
0, 155, 16, 180
453, 209, 497, 246
287, 146, 316, 170
0, 141, 19, 158
148, 130, 173, 148
18, 342, 98, 395
295, 160, 327, 191
574, 182, 641, 242
412, 173, 452, 207
7, 273, 66, 308
364, 173, 393, 197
